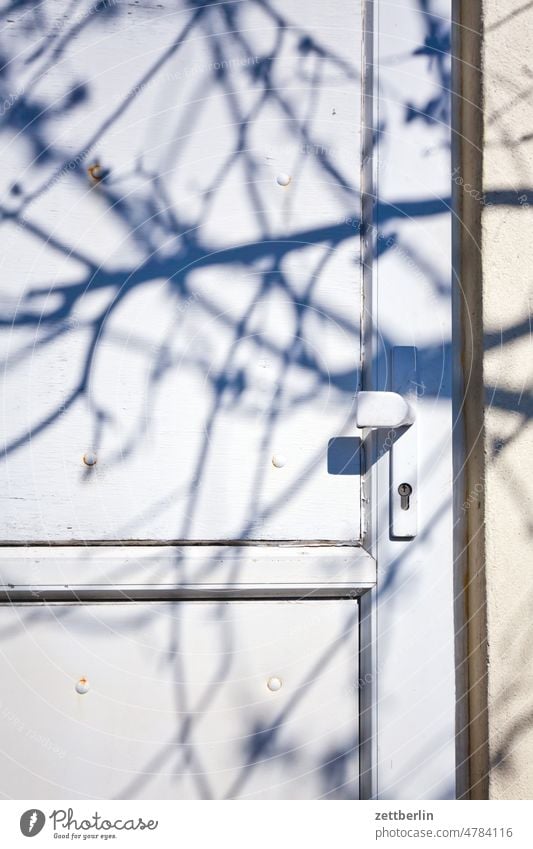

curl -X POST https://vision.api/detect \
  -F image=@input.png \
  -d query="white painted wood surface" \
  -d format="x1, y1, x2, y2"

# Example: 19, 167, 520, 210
0, 600, 359, 799
0, 545, 376, 599
0, 0, 458, 802
361, 0, 456, 800
0, 0, 363, 541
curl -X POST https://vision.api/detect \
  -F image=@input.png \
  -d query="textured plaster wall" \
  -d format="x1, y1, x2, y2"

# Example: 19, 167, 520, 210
474, 0, 533, 800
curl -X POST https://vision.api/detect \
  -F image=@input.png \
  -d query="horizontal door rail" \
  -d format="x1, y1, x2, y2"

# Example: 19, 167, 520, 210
0, 585, 372, 602
0, 540, 367, 547
0, 545, 376, 602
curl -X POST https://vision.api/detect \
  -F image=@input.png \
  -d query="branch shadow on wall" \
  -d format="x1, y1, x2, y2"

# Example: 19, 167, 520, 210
1, 0, 526, 800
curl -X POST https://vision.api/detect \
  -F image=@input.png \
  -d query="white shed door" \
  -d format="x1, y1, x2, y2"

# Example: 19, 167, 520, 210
0, 600, 359, 800
0, 0, 362, 543
0, 0, 457, 803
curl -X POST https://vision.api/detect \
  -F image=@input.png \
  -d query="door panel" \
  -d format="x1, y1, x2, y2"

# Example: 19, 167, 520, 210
0, 600, 359, 799
0, 0, 363, 541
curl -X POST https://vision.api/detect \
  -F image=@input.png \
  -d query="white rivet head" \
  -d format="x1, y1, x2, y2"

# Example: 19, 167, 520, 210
75, 677, 90, 695
267, 676, 282, 692
272, 454, 287, 468
276, 173, 291, 187
83, 451, 97, 466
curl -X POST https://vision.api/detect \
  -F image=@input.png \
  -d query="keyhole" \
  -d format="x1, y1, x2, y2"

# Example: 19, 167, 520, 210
398, 482, 412, 510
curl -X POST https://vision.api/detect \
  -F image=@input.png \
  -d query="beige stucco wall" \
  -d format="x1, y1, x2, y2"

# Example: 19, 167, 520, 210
460, 0, 533, 800
483, 0, 533, 799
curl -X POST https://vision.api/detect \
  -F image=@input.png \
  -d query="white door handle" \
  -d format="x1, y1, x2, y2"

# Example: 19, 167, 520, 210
355, 391, 415, 429
356, 348, 418, 539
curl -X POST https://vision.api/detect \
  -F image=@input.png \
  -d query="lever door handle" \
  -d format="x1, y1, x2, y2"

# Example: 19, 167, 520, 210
355, 391, 415, 429
355, 348, 418, 539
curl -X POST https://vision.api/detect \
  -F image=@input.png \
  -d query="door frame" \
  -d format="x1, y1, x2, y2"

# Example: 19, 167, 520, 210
359, 0, 459, 799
